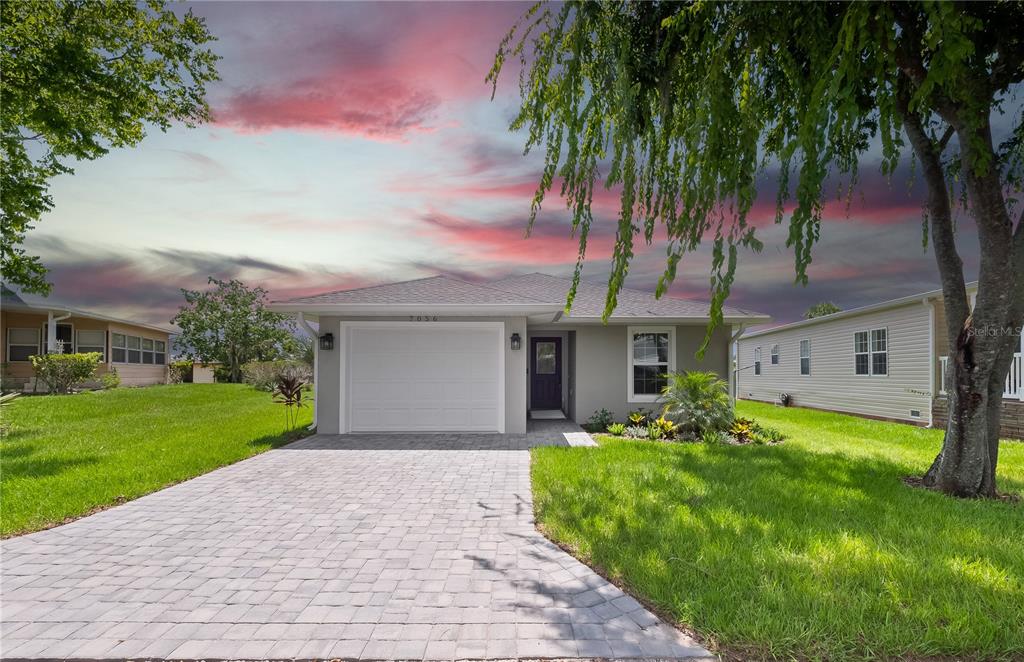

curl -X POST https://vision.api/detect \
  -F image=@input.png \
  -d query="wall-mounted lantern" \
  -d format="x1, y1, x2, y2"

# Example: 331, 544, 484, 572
510, 333, 522, 351
319, 333, 334, 351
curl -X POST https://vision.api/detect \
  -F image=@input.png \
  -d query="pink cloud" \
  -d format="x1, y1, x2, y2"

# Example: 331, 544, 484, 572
417, 212, 619, 266
211, 3, 528, 139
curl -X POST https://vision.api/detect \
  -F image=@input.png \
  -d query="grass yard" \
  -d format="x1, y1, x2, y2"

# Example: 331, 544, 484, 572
1, 384, 312, 537
531, 401, 1024, 661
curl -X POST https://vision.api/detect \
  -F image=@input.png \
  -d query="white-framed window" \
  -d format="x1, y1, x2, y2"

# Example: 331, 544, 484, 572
111, 333, 166, 365
6, 328, 40, 362
76, 329, 106, 360
871, 328, 888, 375
939, 356, 949, 394
770, 344, 779, 365
627, 326, 675, 402
855, 328, 887, 375
799, 339, 811, 375
754, 347, 762, 375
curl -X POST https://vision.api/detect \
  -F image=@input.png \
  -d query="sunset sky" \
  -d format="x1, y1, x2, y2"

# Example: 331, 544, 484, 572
21, 1, 1015, 329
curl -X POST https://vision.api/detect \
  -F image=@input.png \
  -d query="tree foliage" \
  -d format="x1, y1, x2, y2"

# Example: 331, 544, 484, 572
489, 1, 1022, 344
171, 278, 298, 384
805, 302, 842, 319
1, 0, 220, 293
491, 1, 1024, 497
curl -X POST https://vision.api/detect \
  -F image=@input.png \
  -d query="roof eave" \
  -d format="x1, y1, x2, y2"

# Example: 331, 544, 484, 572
1, 302, 174, 334
267, 303, 565, 317
553, 314, 772, 325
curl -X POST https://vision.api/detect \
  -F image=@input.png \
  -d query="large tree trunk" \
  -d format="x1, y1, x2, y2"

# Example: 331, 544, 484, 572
900, 91, 1022, 498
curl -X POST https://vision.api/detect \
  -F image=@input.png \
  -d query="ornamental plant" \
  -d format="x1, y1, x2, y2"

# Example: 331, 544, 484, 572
29, 352, 101, 394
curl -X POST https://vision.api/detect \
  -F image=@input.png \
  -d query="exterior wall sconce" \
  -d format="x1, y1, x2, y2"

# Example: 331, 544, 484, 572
319, 333, 334, 351
510, 333, 522, 351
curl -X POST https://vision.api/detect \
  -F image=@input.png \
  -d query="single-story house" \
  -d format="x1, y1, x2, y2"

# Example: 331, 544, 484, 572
735, 283, 1024, 439
1, 287, 172, 391
269, 273, 769, 434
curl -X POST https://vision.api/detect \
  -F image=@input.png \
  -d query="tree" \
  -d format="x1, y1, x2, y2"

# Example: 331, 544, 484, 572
1, 1, 219, 294
490, 2, 1023, 497
805, 302, 842, 319
172, 279, 298, 384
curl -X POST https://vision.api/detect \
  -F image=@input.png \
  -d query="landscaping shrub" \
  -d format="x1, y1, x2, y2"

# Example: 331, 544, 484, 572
660, 371, 734, 438
627, 408, 652, 425
29, 353, 102, 394
727, 417, 786, 445
100, 367, 120, 390
585, 408, 614, 432
607, 422, 627, 436
168, 360, 192, 384
242, 360, 311, 391
624, 425, 648, 439
272, 373, 307, 430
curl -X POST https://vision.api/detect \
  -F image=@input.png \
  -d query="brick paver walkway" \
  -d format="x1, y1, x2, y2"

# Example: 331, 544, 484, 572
1, 422, 711, 659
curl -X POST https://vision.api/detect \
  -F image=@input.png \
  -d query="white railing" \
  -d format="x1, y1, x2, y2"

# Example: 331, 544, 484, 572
1008, 352, 1023, 400
939, 352, 1023, 400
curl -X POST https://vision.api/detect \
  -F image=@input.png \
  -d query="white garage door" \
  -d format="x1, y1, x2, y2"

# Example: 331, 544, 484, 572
347, 323, 504, 432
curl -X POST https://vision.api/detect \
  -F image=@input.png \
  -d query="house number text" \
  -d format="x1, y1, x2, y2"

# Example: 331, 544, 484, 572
409, 315, 439, 321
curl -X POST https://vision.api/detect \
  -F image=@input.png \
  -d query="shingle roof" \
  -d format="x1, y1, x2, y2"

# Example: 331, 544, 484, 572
277, 275, 557, 306
489, 273, 765, 319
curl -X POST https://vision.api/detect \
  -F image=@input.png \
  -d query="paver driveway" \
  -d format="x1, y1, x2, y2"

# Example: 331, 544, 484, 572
1, 423, 711, 660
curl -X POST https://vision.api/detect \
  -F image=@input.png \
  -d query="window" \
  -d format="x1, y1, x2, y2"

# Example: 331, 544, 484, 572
855, 331, 870, 375
126, 335, 141, 363
111, 333, 165, 365
76, 330, 105, 360
871, 329, 888, 375
628, 326, 674, 402
855, 328, 887, 375
799, 339, 811, 375
770, 344, 779, 365
7, 328, 40, 362
754, 347, 762, 375
939, 356, 949, 394
535, 341, 556, 374
112, 333, 126, 363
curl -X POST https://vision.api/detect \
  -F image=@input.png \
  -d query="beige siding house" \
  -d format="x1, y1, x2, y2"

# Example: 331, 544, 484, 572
269, 273, 768, 434
736, 284, 1024, 439
1, 288, 171, 391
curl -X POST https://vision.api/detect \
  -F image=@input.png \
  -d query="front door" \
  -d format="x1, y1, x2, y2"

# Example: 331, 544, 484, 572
531, 337, 561, 410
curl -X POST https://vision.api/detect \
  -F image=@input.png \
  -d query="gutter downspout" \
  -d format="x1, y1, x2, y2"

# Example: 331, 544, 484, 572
729, 324, 746, 403
925, 298, 936, 428
297, 313, 318, 430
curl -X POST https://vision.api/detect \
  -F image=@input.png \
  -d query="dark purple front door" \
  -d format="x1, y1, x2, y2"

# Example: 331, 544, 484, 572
530, 337, 562, 410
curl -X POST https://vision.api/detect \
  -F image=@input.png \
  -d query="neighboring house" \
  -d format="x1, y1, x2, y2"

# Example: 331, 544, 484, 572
1, 287, 171, 391
190, 362, 219, 384
735, 283, 1024, 439
269, 273, 769, 434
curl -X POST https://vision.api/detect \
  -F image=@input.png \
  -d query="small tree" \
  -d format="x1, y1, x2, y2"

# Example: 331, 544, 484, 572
30, 353, 102, 394
805, 302, 842, 319
172, 278, 298, 383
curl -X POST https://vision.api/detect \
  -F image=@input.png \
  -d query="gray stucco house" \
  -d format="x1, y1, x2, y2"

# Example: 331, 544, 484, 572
270, 273, 768, 434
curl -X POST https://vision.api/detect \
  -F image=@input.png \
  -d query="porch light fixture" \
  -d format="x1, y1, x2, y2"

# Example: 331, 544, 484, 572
510, 333, 522, 351
319, 333, 334, 351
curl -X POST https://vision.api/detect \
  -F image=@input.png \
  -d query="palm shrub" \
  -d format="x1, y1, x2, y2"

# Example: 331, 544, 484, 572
660, 371, 734, 438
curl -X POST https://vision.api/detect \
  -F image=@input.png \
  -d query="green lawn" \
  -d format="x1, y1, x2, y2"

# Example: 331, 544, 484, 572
531, 401, 1024, 661
1, 384, 312, 537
